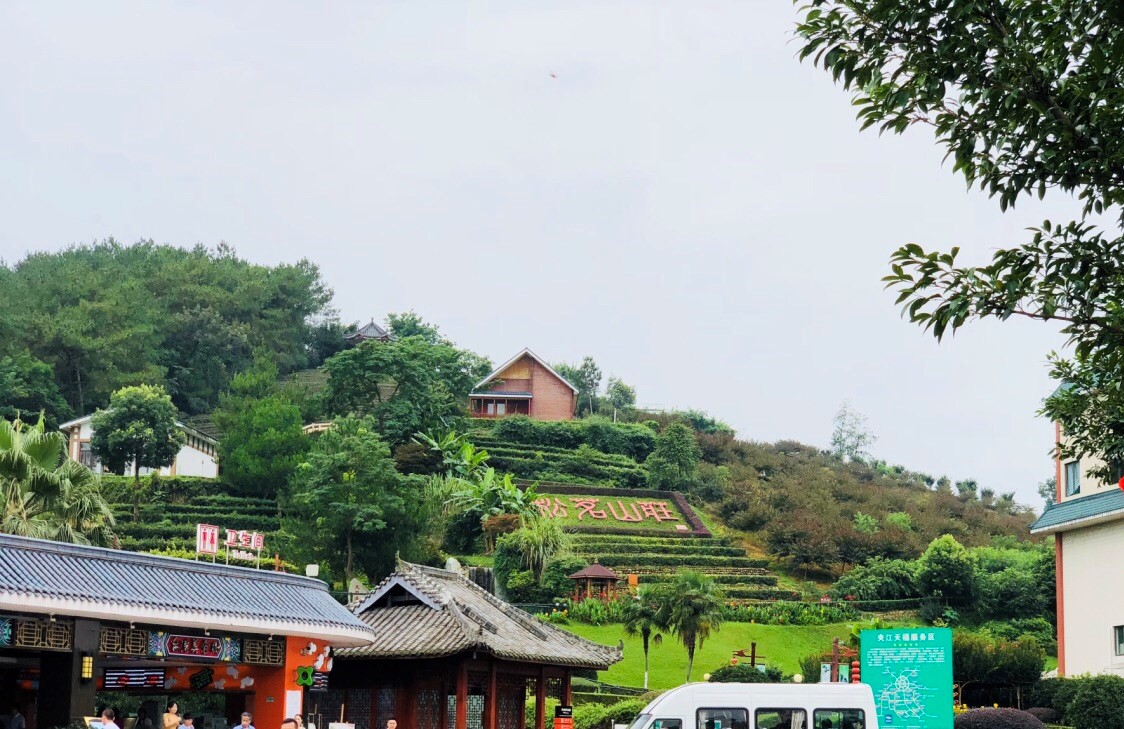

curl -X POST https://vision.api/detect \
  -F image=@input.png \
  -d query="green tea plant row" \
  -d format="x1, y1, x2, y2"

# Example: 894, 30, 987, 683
634, 573, 779, 586
594, 553, 769, 569
571, 542, 746, 557
570, 535, 735, 548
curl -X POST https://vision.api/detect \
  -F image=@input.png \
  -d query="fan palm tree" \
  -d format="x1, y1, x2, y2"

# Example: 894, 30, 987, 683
660, 571, 724, 683
0, 416, 115, 545
623, 584, 667, 689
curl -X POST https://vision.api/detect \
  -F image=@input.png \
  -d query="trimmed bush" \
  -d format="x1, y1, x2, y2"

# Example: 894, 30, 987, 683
573, 699, 647, 729
1066, 674, 1124, 729
953, 709, 1043, 729
1022, 709, 1059, 724
708, 664, 786, 683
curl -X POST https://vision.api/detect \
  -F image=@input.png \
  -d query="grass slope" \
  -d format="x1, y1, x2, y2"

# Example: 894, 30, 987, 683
562, 622, 854, 689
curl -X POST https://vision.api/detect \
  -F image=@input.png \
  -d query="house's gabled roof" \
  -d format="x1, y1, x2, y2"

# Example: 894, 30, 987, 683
346, 319, 391, 341
474, 348, 579, 394
338, 561, 621, 668
1031, 488, 1124, 534
58, 413, 218, 446
0, 534, 375, 646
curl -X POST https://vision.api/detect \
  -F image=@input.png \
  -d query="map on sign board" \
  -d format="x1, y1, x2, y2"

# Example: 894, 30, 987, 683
860, 628, 952, 729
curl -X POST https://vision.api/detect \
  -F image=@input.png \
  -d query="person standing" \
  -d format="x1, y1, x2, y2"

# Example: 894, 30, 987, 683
164, 703, 181, 729
102, 709, 121, 729
232, 712, 255, 729
182, 715, 195, 729
8, 708, 25, 729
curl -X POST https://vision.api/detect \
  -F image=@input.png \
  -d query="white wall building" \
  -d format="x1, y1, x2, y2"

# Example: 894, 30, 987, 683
1032, 422, 1124, 676
59, 413, 219, 478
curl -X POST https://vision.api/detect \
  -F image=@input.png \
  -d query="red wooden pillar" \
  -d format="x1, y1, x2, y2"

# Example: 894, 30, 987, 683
534, 667, 547, 729
561, 671, 572, 706
486, 660, 498, 729
456, 664, 468, 729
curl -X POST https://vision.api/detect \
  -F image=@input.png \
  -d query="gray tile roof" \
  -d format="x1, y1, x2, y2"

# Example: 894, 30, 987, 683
0, 534, 375, 646
338, 562, 622, 669
1031, 488, 1124, 534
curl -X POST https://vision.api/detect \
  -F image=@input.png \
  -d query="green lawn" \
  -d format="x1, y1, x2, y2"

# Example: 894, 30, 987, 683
562, 622, 855, 689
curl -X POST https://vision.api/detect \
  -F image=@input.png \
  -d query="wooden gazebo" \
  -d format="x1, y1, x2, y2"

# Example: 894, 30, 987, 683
567, 561, 621, 602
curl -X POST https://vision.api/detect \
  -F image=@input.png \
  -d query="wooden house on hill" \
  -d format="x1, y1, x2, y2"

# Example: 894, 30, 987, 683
331, 561, 621, 729
469, 349, 577, 421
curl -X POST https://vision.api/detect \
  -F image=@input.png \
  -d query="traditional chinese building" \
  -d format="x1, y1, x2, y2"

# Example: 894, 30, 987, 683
345, 320, 392, 344
469, 349, 577, 421
0, 534, 373, 729
330, 561, 621, 729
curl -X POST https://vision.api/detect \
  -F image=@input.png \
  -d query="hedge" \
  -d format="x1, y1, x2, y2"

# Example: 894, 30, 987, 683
594, 554, 770, 569
571, 535, 734, 547
571, 542, 745, 557
473, 439, 642, 468
482, 416, 657, 461
488, 453, 648, 488
99, 475, 228, 502
636, 574, 778, 586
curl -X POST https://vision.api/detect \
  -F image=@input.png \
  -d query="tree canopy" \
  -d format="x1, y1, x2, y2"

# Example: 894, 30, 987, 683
0, 240, 339, 419
795, 0, 1124, 476
322, 334, 491, 446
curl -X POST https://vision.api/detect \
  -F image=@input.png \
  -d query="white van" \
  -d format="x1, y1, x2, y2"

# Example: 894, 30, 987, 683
626, 683, 878, 729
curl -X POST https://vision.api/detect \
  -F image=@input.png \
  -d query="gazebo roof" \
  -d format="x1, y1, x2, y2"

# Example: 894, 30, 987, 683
567, 563, 621, 581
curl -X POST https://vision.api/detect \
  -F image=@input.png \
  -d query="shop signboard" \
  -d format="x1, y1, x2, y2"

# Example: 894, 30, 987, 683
148, 631, 241, 662
860, 628, 953, 729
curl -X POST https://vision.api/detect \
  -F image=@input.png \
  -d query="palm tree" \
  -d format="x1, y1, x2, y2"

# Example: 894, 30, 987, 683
0, 416, 116, 545
622, 584, 667, 689
660, 571, 724, 683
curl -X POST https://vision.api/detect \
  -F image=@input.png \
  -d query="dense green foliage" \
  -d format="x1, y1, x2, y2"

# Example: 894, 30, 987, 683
0, 416, 115, 545
953, 632, 1046, 688
212, 359, 308, 496
285, 416, 430, 581
708, 663, 786, 683
323, 336, 490, 446
796, 0, 1124, 476
92, 385, 185, 521
0, 241, 337, 417
486, 416, 657, 461
646, 423, 701, 490
0, 352, 72, 426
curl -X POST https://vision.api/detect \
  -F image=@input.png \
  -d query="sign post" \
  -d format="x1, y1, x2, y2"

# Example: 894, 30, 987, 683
860, 628, 953, 729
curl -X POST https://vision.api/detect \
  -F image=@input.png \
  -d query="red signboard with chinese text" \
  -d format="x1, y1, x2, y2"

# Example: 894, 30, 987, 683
165, 634, 224, 659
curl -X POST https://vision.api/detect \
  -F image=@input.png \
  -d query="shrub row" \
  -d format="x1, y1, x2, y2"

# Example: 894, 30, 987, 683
114, 516, 281, 537
489, 453, 648, 488
637, 574, 778, 586
564, 525, 696, 538
473, 438, 642, 468
722, 587, 802, 600
99, 475, 229, 502
571, 534, 733, 547
572, 542, 746, 557
595, 554, 770, 569
481, 416, 657, 461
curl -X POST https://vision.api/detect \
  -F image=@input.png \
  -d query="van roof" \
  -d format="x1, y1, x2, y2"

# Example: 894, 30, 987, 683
644, 683, 874, 713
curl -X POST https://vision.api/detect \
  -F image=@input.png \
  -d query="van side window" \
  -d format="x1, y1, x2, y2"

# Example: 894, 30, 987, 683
653, 720, 683, 729
697, 708, 749, 729
754, 709, 807, 729
812, 709, 864, 729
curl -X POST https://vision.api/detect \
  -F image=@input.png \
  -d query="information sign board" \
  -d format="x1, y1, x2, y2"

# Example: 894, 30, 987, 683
860, 628, 953, 729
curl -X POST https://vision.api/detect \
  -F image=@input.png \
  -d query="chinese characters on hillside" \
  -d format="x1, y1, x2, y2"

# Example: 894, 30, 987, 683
533, 497, 680, 524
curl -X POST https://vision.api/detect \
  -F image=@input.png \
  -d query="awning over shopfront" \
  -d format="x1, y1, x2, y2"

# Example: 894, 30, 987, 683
0, 534, 374, 647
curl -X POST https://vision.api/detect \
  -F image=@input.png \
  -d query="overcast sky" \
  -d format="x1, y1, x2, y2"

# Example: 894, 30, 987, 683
2, 2, 1084, 505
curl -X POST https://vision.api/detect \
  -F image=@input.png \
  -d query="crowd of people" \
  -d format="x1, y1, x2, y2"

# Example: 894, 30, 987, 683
95, 704, 382, 729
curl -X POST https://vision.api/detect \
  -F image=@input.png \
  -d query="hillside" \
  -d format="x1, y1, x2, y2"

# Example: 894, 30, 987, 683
470, 416, 1035, 576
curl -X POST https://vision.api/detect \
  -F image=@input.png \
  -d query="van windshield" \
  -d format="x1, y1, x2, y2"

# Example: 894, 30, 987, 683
627, 714, 653, 729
